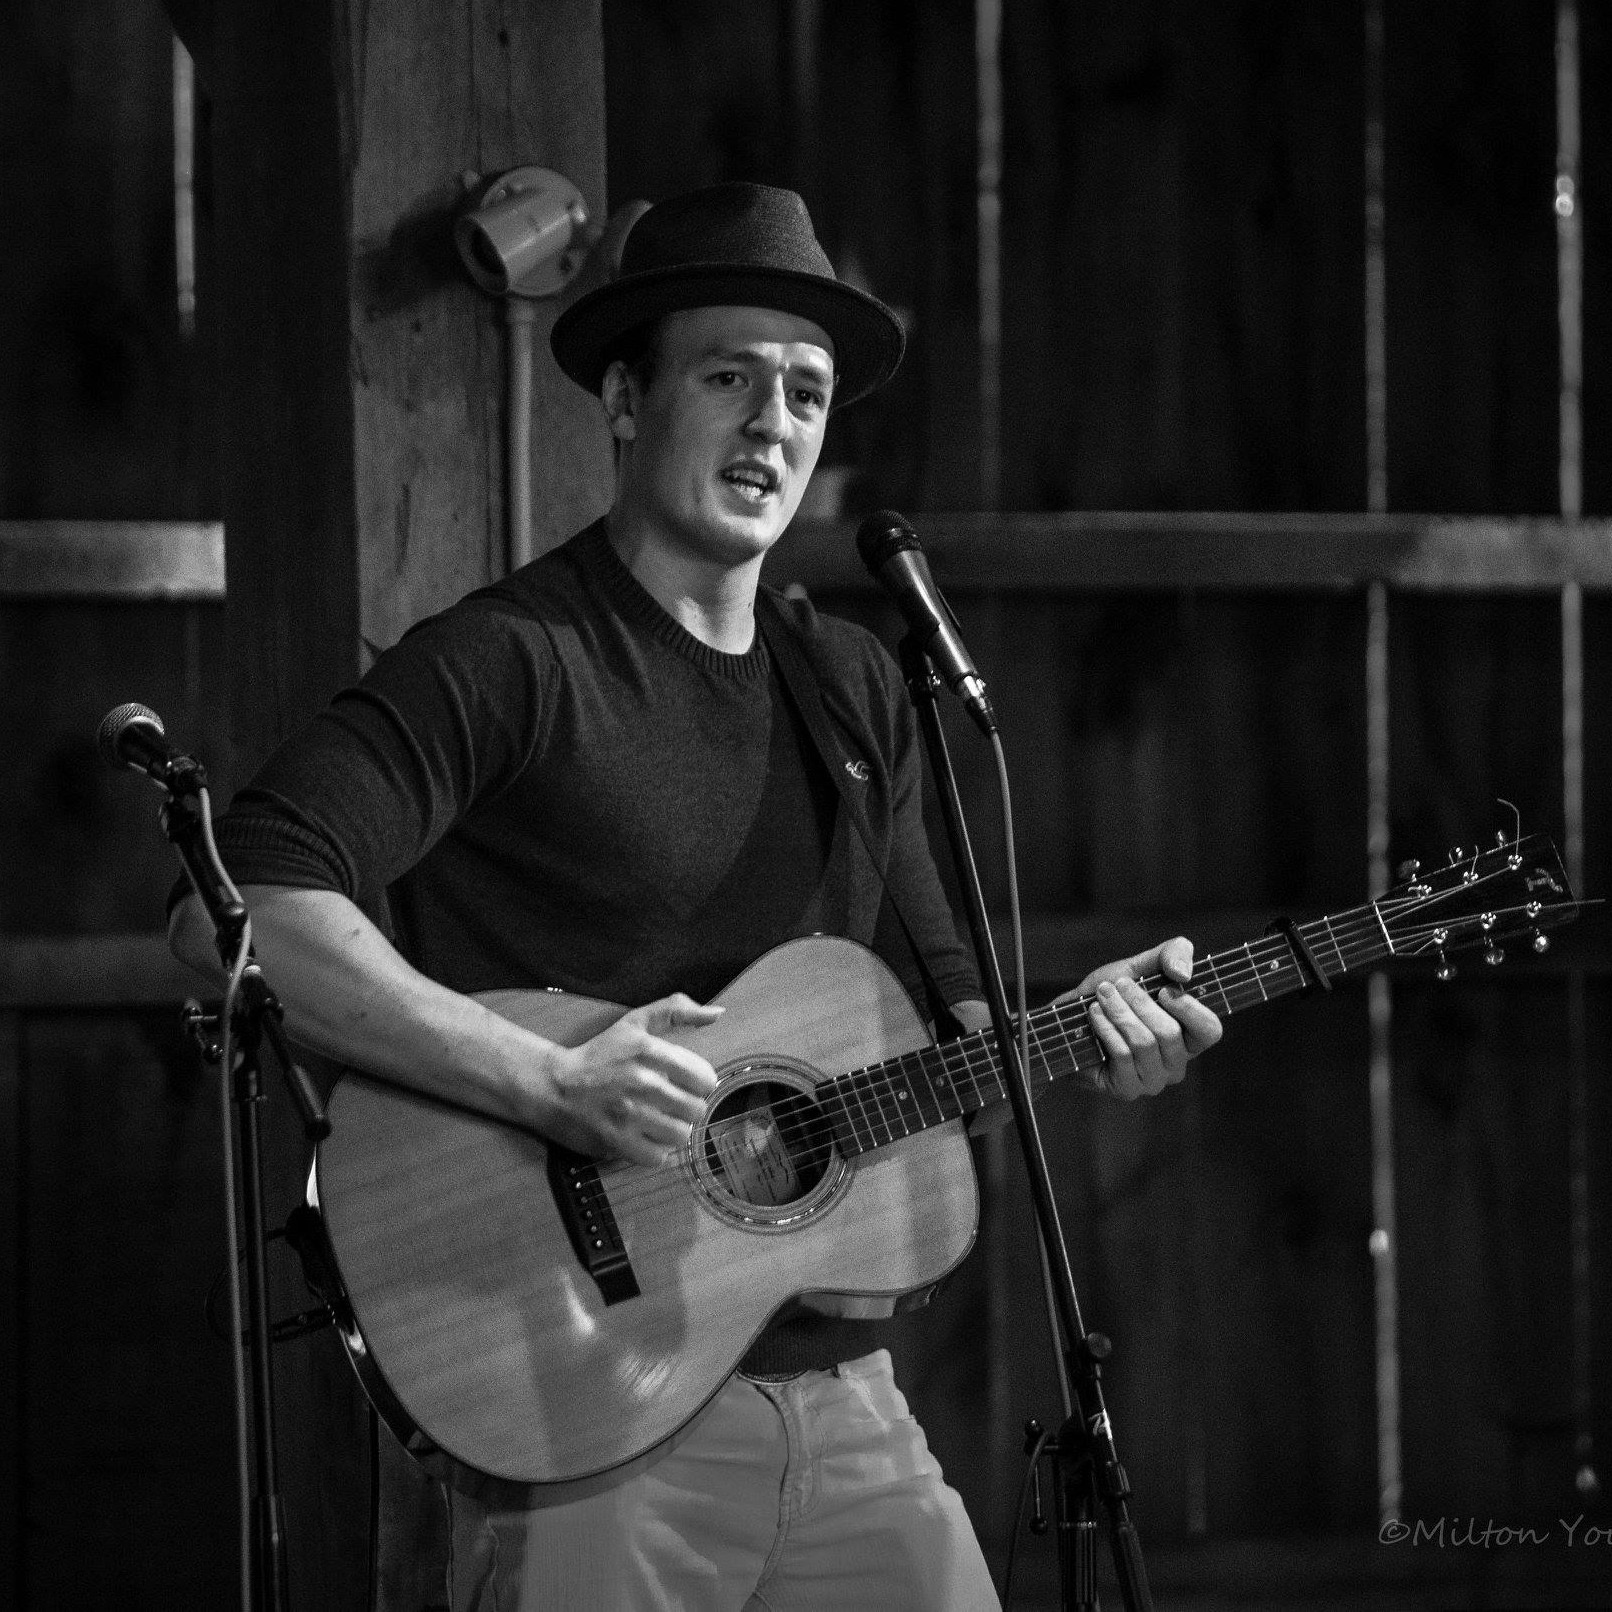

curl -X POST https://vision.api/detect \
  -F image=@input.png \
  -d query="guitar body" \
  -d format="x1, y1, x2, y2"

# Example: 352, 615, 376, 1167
314, 935, 979, 1499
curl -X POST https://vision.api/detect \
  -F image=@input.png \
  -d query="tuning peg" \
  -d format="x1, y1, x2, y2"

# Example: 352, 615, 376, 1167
1435, 951, 1457, 982
1396, 858, 1421, 881
1533, 932, 1551, 955
1484, 943, 1504, 967
1448, 846, 1465, 864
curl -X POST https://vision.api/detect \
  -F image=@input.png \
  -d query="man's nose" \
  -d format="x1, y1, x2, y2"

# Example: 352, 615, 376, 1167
744, 379, 789, 443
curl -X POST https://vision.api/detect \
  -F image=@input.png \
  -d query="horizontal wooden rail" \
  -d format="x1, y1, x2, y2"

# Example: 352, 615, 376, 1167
0, 916, 1599, 1010
4, 514, 1612, 601
0, 520, 224, 599
769, 513, 1612, 593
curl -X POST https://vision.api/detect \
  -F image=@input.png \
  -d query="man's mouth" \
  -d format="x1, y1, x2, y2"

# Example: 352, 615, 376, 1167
720, 463, 780, 503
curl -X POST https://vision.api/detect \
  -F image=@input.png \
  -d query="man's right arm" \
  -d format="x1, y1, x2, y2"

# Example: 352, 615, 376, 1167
168, 884, 719, 1166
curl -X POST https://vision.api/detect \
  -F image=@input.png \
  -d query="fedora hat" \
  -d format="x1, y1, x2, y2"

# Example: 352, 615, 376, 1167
550, 183, 904, 407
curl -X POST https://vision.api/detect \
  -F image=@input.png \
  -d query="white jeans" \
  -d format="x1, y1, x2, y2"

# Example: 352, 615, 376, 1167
445, 1349, 1000, 1611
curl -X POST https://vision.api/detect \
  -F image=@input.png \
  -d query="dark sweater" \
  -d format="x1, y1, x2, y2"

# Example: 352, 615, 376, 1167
215, 521, 979, 1372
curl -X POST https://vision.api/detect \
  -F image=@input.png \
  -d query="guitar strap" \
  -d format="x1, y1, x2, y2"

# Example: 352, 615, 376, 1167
756, 589, 967, 1042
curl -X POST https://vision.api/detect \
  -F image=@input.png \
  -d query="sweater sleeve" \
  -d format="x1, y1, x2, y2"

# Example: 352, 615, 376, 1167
208, 599, 552, 918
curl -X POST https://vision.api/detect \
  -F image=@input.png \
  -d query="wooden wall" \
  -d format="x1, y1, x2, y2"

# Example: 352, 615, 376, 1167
606, 0, 1612, 1562
2, 0, 1609, 1606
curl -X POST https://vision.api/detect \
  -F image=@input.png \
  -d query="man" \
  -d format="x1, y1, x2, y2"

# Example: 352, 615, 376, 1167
171, 183, 1221, 1610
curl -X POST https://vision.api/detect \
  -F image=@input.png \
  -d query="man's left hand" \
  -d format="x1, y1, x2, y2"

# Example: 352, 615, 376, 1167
1058, 936, 1222, 1100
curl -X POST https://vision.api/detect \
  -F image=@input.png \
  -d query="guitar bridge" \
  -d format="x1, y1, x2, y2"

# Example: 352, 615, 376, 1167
546, 1146, 641, 1306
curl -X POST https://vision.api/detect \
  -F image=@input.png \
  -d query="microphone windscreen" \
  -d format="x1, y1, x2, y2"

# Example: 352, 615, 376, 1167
854, 510, 920, 574
97, 701, 164, 769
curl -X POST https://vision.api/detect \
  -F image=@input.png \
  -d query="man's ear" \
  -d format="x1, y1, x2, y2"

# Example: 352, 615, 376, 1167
601, 360, 637, 443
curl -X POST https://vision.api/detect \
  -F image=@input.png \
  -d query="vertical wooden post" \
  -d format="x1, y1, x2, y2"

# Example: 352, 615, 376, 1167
206, 4, 609, 1605
0, 1013, 20, 1612
1362, 0, 1403, 1530
211, 0, 610, 773
1554, 0, 1597, 1508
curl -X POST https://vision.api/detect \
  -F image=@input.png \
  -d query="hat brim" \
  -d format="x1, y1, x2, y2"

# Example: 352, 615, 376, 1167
550, 264, 904, 409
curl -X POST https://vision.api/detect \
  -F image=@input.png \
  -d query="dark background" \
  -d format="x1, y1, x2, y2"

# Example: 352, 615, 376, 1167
3, 1, 1610, 1606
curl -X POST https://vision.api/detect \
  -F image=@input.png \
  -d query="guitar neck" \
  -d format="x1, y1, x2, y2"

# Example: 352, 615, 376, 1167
821, 900, 1394, 1156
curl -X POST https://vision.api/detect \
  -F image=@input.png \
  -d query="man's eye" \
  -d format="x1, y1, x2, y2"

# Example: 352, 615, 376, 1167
709, 370, 745, 388
793, 388, 826, 410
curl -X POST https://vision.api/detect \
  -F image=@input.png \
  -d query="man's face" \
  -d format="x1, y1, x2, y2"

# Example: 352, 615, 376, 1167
611, 304, 835, 566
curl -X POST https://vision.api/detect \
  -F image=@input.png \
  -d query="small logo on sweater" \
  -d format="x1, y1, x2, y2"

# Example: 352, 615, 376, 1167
844, 759, 870, 782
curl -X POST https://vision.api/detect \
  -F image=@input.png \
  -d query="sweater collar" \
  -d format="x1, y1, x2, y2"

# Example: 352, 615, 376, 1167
578, 521, 772, 682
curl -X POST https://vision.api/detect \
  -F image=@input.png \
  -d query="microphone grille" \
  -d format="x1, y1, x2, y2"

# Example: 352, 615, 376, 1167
854, 509, 920, 574
97, 702, 163, 769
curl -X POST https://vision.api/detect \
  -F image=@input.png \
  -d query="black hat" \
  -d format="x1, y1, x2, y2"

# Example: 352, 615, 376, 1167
550, 183, 904, 408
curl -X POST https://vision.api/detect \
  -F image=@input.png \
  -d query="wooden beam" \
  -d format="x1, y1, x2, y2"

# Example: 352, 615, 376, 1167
160, 0, 215, 88
206, 7, 610, 1606
0, 522, 224, 600
211, 0, 612, 774
9, 512, 1608, 604
767, 512, 1612, 592
3, 917, 1593, 1012
0, 1012, 18, 1611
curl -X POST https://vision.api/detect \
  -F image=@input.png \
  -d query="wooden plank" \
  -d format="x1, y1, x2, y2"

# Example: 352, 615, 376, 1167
767, 513, 1612, 593
8, 512, 1610, 604
0, 908, 1591, 1013
20, 1010, 236, 1605
0, 1013, 18, 1610
0, 522, 224, 600
205, 6, 611, 1606
0, 936, 199, 1009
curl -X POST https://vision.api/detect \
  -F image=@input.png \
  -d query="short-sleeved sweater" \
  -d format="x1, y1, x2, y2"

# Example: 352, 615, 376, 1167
213, 521, 980, 1373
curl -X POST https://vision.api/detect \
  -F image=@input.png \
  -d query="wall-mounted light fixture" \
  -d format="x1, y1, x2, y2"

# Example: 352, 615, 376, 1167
454, 167, 591, 575
454, 166, 591, 300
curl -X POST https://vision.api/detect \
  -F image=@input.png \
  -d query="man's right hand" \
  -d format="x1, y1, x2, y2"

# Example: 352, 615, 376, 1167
542, 993, 722, 1167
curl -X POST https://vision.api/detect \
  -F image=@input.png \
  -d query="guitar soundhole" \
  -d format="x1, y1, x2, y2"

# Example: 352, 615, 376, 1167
701, 1080, 837, 1213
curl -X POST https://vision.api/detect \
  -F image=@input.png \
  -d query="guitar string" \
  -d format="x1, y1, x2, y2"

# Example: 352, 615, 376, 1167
593, 878, 1571, 1209
592, 884, 1570, 1216
598, 890, 1568, 1215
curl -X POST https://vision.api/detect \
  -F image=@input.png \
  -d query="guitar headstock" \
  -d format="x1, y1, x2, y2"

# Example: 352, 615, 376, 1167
1380, 834, 1579, 977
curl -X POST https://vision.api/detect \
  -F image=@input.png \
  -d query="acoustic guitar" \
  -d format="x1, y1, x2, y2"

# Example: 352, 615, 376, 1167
311, 834, 1577, 1499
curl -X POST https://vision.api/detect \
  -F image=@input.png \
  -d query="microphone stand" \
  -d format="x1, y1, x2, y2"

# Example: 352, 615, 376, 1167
158, 755, 328, 1612
897, 636, 1152, 1612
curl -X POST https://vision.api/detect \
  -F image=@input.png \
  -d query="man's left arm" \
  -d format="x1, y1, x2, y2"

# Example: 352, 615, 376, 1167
953, 935, 1222, 1118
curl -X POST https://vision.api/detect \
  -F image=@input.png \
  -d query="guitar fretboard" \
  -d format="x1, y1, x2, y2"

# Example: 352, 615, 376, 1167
818, 904, 1394, 1157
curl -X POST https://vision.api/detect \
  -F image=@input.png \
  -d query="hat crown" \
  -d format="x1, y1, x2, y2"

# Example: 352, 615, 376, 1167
550, 181, 902, 405
618, 183, 837, 283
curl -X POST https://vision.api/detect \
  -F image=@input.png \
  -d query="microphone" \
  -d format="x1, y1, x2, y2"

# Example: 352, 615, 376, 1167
855, 510, 997, 734
98, 702, 203, 787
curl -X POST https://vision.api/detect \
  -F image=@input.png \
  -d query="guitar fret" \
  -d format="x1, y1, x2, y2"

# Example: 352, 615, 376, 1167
889, 1053, 919, 1137
958, 1037, 999, 1112
1320, 913, 1348, 978
822, 1080, 869, 1157
1200, 957, 1235, 1018
844, 1065, 880, 1154
866, 1063, 902, 1144
926, 1049, 967, 1122
908, 1048, 949, 1127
